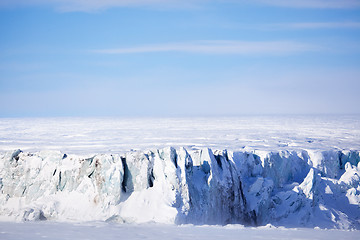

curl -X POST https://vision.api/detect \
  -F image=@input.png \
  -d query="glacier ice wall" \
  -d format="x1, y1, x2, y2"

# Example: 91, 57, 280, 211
0, 148, 359, 229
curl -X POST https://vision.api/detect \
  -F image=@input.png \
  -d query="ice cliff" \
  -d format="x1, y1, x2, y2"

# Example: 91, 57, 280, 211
0, 148, 359, 229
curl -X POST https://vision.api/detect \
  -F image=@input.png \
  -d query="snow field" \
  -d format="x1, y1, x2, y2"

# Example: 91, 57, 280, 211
0, 221, 359, 240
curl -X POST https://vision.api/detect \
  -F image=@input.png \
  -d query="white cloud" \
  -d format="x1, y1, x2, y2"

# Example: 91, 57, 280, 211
0, 0, 201, 12
252, 0, 360, 9
285, 22, 360, 29
255, 22, 360, 30
1, 0, 359, 12
92, 40, 319, 55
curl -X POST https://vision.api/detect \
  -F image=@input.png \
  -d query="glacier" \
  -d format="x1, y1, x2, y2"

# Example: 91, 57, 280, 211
1, 147, 359, 229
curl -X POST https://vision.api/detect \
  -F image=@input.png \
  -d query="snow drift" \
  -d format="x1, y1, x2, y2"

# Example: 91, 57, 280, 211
0, 147, 359, 229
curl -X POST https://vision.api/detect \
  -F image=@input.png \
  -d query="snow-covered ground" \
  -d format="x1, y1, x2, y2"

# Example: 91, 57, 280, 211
0, 115, 359, 154
0, 221, 359, 240
0, 116, 360, 238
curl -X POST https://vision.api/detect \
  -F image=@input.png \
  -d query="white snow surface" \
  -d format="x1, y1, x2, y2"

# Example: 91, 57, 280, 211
0, 221, 359, 240
0, 116, 360, 231
0, 116, 359, 154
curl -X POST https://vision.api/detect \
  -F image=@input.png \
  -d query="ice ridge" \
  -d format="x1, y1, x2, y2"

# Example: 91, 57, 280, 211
0, 147, 359, 229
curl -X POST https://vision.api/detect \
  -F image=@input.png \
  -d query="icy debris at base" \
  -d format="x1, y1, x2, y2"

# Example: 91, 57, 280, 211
0, 148, 359, 229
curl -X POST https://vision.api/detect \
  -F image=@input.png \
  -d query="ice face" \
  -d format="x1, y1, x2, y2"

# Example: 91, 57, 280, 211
0, 148, 359, 229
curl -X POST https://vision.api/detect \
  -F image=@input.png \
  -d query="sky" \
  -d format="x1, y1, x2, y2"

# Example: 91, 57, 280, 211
0, 0, 360, 117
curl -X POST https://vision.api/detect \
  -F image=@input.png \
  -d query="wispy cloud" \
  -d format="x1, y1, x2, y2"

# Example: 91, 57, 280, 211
0, 0, 200, 12
1, 0, 359, 12
93, 40, 319, 55
276, 22, 360, 29
245, 22, 360, 31
252, 0, 360, 9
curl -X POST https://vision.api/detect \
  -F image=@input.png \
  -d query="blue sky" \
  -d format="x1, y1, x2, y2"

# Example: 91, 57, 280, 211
0, 0, 360, 117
